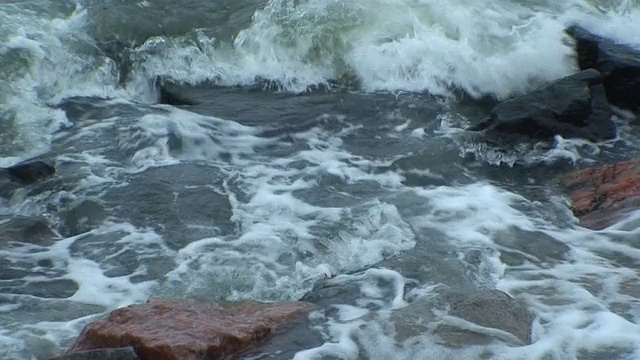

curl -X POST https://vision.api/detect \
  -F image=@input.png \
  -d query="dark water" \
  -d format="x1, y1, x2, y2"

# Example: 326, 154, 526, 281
2, 1, 640, 359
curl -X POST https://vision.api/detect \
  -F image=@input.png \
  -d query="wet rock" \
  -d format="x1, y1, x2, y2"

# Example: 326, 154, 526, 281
67, 298, 313, 360
60, 199, 107, 237
2, 159, 55, 184
0, 216, 57, 245
156, 78, 199, 106
439, 289, 533, 345
561, 157, 640, 230
468, 69, 615, 142
49, 347, 139, 360
11, 279, 79, 299
393, 289, 533, 346
234, 315, 323, 360
566, 25, 640, 110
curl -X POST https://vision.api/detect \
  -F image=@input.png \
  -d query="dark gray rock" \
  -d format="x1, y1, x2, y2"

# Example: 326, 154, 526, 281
2, 160, 55, 184
469, 69, 615, 142
11, 279, 79, 299
49, 347, 139, 360
156, 78, 199, 106
60, 199, 107, 237
567, 25, 640, 110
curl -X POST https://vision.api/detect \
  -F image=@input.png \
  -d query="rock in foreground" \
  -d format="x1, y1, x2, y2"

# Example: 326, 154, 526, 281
49, 347, 139, 360
469, 69, 615, 142
67, 299, 313, 360
562, 157, 640, 230
566, 25, 640, 110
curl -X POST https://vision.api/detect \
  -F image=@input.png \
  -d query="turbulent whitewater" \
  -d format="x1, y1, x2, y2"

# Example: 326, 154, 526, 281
1, 0, 640, 359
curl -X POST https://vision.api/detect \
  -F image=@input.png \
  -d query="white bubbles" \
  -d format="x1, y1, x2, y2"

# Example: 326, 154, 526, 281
129, 0, 640, 99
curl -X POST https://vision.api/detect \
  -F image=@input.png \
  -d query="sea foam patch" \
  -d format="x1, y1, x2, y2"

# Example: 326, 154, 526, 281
0, 221, 175, 357
288, 178, 640, 359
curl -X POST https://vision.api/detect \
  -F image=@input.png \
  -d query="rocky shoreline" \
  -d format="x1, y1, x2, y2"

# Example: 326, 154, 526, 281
1, 24, 639, 360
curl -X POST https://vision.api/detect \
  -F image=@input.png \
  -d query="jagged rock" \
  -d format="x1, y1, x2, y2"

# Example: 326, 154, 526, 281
2, 159, 55, 184
561, 157, 640, 229
566, 25, 640, 110
67, 298, 313, 360
469, 69, 615, 142
49, 347, 139, 360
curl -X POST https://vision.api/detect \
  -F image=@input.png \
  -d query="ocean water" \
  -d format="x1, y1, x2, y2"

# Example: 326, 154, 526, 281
1, 0, 640, 359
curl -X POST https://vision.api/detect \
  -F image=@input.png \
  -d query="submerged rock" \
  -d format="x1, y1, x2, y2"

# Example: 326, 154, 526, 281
49, 347, 139, 360
438, 289, 533, 345
2, 159, 55, 184
468, 69, 615, 142
60, 199, 107, 237
0, 215, 57, 245
67, 298, 313, 360
566, 25, 640, 110
393, 289, 534, 346
562, 157, 640, 230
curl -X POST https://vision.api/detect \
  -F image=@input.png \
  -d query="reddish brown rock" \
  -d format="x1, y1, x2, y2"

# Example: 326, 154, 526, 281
562, 158, 640, 229
49, 347, 139, 360
67, 299, 313, 360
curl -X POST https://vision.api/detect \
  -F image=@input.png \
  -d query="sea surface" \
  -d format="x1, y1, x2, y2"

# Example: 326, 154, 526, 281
2, 0, 640, 359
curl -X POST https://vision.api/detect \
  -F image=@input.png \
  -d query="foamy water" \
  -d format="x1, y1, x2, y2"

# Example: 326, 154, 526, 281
1, 0, 640, 359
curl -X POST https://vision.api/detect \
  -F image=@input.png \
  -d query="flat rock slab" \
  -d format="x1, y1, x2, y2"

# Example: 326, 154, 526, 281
49, 347, 139, 360
562, 157, 640, 229
67, 298, 313, 360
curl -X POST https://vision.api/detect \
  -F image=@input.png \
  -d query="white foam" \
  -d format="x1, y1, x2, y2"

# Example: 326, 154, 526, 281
150, 114, 415, 301
0, 4, 128, 161
128, 0, 640, 98
0, 221, 176, 358
290, 178, 640, 359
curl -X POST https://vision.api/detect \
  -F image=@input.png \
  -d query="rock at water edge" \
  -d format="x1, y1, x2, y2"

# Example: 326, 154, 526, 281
562, 157, 640, 230
49, 347, 139, 360
67, 298, 313, 360
566, 25, 640, 110
469, 69, 615, 142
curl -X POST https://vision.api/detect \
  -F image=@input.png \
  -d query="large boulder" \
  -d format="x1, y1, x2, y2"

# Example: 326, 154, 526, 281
566, 25, 640, 110
67, 298, 313, 360
469, 69, 615, 142
561, 157, 640, 230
